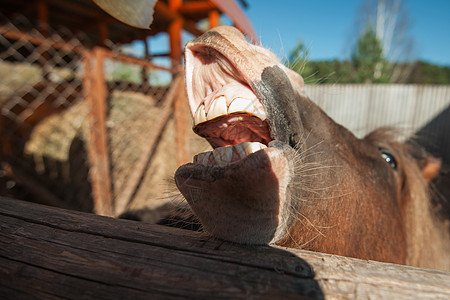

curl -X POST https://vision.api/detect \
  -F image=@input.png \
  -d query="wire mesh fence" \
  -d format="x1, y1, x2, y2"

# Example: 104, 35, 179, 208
0, 15, 90, 211
0, 14, 195, 216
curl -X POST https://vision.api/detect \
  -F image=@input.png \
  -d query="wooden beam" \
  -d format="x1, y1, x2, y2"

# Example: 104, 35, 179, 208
141, 37, 150, 84
36, 0, 49, 35
98, 22, 108, 47
1, 197, 449, 299
0, 27, 171, 72
168, 0, 183, 65
154, 1, 204, 37
82, 49, 113, 217
178, 1, 215, 14
149, 52, 171, 58
0, 27, 85, 54
48, 0, 106, 20
167, 0, 189, 166
168, 18, 182, 64
96, 48, 172, 72
183, 19, 204, 37
209, 0, 257, 42
209, 9, 219, 29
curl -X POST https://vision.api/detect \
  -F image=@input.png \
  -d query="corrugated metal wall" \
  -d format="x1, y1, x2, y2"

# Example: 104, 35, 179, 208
305, 85, 450, 139
305, 85, 450, 176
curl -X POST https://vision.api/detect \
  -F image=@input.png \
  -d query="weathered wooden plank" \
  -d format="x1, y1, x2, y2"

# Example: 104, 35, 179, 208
1, 197, 449, 299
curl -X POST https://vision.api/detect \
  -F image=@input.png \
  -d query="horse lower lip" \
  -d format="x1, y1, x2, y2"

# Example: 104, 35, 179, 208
175, 146, 293, 245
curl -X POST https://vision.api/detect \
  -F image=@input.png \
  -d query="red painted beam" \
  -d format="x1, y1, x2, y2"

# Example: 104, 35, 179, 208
210, 0, 257, 42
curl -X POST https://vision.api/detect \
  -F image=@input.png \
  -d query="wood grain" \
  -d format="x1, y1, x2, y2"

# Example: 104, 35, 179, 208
1, 197, 449, 299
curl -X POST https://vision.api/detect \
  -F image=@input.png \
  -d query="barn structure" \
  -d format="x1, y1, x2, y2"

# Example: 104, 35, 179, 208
0, 0, 255, 217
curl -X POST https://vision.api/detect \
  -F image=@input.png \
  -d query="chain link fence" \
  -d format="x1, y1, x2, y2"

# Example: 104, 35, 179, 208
0, 14, 207, 217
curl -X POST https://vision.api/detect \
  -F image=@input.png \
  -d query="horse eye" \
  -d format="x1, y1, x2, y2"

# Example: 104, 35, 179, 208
380, 150, 397, 169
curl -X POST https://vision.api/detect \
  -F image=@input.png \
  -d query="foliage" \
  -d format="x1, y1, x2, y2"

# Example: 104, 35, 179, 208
286, 0, 450, 84
287, 40, 310, 75
287, 24, 450, 85
287, 57, 450, 85
405, 61, 450, 84
351, 24, 392, 83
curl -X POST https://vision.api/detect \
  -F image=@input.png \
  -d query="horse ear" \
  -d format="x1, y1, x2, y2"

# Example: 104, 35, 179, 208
419, 156, 441, 183
407, 141, 442, 183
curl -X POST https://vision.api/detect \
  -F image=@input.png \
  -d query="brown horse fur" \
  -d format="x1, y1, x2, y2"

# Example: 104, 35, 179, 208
367, 130, 449, 270
273, 128, 450, 270
171, 26, 450, 271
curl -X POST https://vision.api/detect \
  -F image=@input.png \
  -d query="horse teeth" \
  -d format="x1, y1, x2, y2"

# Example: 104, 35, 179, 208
212, 146, 233, 167
233, 143, 247, 159
206, 96, 227, 120
234, 142, 267, 158
193, 104, 207, 125
193, 151, 210, 166
194, 142, 267, 167
243, 142, 267, 155
228, 97, 267, 121
228, 97, 253, 114
194, 94, 266, 126
252, 104, 267, 121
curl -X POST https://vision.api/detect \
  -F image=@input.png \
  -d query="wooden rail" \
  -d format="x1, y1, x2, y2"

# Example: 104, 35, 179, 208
1, 197, 449, 299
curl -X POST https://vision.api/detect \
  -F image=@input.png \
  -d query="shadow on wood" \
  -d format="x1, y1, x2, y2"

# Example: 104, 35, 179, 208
1, 197, 449, 299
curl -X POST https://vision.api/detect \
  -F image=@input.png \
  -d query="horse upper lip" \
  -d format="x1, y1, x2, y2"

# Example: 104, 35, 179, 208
185, 43, 272, 151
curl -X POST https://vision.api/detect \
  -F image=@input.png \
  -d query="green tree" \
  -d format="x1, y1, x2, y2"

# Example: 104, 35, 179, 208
405, 61, 450, 84
351, 24, 392, 83
287, 41, 343, 84
286, 40, 310, 76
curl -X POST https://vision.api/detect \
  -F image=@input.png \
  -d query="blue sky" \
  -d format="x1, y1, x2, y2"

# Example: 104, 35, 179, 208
141, 0, 449, 67
244, 0, 450, 65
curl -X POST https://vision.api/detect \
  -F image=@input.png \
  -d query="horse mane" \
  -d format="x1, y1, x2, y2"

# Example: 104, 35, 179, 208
365, 128, 450, 270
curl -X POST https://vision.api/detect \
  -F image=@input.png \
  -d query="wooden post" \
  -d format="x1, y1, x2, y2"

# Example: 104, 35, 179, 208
168, 0, 183, 64
141, 37, 150, 85
36, 0, 50, 81
169, 0, 189, 166
98, 22, 108, 47
36, 0, 49, 35
83, 48, 113, 216
209, 9, 219, 29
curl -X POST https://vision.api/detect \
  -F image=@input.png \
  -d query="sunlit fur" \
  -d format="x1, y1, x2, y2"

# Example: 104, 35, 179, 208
172, 26, 449, 270
163, 126, 449, 270
277, 132, 348, 248
365, 129, 450, 270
